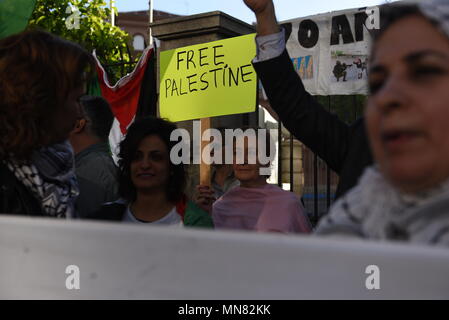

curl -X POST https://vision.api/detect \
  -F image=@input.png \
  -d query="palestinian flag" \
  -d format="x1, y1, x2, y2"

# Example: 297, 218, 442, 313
0, 0, 37, 39
93, 45, 158, 163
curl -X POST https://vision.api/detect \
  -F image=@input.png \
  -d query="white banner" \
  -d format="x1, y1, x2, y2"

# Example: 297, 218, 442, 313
1, 216, 449, 299
282, 6, 379, 95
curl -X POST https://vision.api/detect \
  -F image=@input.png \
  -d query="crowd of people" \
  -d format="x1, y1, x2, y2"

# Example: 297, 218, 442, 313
1, 0, 449, 246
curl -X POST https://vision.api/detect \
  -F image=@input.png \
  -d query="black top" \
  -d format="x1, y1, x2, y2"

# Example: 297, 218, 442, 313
253, 50, 373, 198
89, 202, 126, 221
0, 162, 44, 216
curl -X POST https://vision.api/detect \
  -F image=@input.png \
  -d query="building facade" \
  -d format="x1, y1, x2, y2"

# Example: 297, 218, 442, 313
116, 10, 180, 54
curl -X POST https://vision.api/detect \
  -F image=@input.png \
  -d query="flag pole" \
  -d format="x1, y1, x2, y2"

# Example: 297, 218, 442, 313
110, 0, 115, 26
149, 0, 154, 46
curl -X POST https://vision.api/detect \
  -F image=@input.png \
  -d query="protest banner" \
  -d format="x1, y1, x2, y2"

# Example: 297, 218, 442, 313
159, 33, 257, 122
2, 215, 449, 299
282, 6, 380, 95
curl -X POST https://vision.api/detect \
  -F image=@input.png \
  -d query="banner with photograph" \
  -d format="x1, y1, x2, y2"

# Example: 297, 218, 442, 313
282, 6, 379, 95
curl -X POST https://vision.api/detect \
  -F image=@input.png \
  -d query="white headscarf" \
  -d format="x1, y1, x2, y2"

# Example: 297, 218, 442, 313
419, 0, 449, 39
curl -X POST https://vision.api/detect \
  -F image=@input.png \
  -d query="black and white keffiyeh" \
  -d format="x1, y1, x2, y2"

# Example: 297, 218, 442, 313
5, 140, 79, 218
315, 166, 449, 245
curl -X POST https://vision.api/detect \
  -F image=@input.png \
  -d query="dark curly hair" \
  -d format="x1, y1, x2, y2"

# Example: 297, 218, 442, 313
0, 29, 94, 160
118, 116, 186, 204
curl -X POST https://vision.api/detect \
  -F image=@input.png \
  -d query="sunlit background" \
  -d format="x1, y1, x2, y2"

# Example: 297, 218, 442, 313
115, 0, 397, 23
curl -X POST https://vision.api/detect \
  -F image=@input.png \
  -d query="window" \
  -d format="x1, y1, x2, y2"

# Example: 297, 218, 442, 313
133, 34, 145, 51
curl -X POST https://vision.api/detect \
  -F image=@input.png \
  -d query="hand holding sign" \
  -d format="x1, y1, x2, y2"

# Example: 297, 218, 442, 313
195, 185, 216, 214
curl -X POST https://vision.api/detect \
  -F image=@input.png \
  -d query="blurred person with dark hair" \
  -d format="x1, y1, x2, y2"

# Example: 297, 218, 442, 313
69, 95, 118, 218
90, 117, 213, 228
210, 128, 240, 199
247, 0, 449, 244
315, 0, 449, 244
0, 30, 94, 217
195, 128, 240, 208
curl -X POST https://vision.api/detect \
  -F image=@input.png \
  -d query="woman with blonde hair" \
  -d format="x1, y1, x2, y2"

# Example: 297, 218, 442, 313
197, 128, 311, 234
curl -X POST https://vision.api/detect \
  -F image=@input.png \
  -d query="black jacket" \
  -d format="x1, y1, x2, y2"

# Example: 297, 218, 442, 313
253, 50, 373, 198
0, 162, 44, 216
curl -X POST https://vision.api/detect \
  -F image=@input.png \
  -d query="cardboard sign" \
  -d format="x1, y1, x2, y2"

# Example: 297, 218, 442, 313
159, 34, 257, 122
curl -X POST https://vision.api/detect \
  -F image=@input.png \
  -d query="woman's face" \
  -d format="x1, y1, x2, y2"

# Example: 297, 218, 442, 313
50, 85, 85, 144
232, 137, 266, 186
130, 135, 170, 194
366, 15, 449, 193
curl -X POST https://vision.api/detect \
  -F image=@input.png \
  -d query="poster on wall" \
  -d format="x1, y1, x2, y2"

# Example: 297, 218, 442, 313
282, 6, 379, 95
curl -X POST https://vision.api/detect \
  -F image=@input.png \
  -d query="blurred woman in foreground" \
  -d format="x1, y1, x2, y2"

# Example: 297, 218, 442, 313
245, 0, 449, 245
314, 1, 449, 244
0, 30, 93, 217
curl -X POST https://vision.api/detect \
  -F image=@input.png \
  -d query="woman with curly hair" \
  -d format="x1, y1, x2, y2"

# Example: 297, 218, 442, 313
0, 30, 94, 218
91, 116, 213, 228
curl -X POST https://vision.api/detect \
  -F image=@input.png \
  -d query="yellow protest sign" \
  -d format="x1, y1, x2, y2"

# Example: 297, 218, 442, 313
159, 33, 257, 122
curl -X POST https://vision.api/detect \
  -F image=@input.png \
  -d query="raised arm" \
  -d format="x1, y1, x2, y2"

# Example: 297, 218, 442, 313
243, 0, 280, 36
244, 0, 352, 173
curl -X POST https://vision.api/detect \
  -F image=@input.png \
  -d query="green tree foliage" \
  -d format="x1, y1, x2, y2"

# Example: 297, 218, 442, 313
28, 0, 132, 83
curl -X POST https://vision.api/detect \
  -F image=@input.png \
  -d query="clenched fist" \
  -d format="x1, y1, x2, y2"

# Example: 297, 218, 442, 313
243, 0, 273, 14
243, 0, 279, 36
